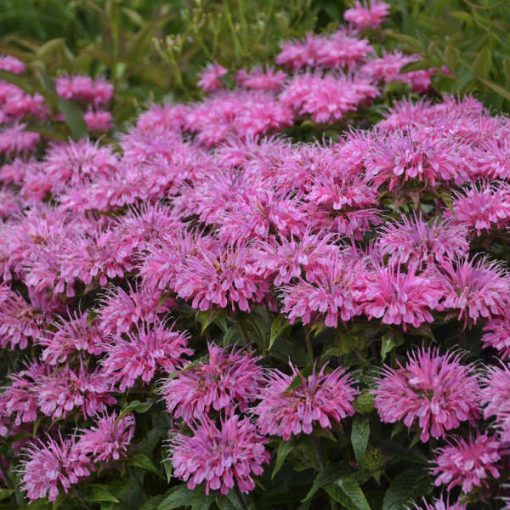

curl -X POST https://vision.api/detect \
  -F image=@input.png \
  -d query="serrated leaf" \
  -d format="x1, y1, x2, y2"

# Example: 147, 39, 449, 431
269, 315, 291, 350
86, 485, 120, 504
334, 476, 371, 510
129, 453, 161, 476
272, 440, 294, 479
382, 470, 432, 510
351, 416, 370, 465
302, 463, 347, 502
158, 486, 210, 510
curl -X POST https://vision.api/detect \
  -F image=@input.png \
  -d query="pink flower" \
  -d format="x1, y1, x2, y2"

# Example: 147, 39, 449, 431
37, 366, 115, 419
0, 124, 39, 155
373, 348, 480, 442
281, 252, 364, 327
481, 364, 510, 442
344, 1, 390, 30
84, 109, 112, 132
21, 435, 91, 502
78, 412, 135, 463
412, 496, 466, 510
98, 284, 173, 335
357, 265, 444, 329
0, 55, 25, 74
377, 215, 468, 267
439, 257, 510, 323
162, 344, 262, 423
171, 414, 269, 495
482, 318, 510, 359
198, 63, 227, 92
432, 433, 501, 493
56, 75, 113, 106
102, 321, 192, 391
38, 312, 104, 365
255, 363, 357, 440
236, 67, 287, 92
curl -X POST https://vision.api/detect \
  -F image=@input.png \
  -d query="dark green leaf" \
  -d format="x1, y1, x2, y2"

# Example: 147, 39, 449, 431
85, 485, 120, 504
119, 399, 154, 418
479, 78, 510, 102
472, 47, 491, 79
380, 332, 404, 361
351, 416, 370, 465
158, 486, 211, 510
129, 453, 161, 476
334, 476, 371, 510
382, 470, 432, 510
272, 440, 294, 479
0, 490, 13, 502
302, 463, 346, 502
57, 99, 87, 140
269, 315, 291, 350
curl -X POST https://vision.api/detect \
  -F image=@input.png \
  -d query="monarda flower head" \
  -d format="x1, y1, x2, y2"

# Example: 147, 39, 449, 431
344, 1, 390, 30
373, 348, 480, 442
480, 363, 510, 442
162, 343, 262, 423
439, 257, 510, 324
20, 434, 91, 502
482, 317, 510, 359
431, 433, 501, 493
102, 321, 192, 391
197, 63, 227, 92
411, 496, 466, 510
255, 363, 357, 440
77, 412, 135, 463
171, 414, 269, 495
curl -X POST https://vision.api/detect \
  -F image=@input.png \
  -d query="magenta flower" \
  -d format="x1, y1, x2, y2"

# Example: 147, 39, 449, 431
236, 67, 287, 92
171, 414, 269, 495
378, 215, 468, 266
358, 265, 444, 329
439, 257, 510, 323
197, 63, 227, 92
162, 344, 262, 423
102, 321, 192, 391
84, 109, 112, 132
78, 412, 135, 463
481, 364, 510, 442
412, 496, 466, 510
56, 75, 113, 106
432, 433, 501, 493
0, 55, 25, 74
344, 1, 390, 30
21, 434, 91, 502
38, 312, 104, 365
255, 363, 357, 440
37, 366, 115, 419
373, 349, 480, 442
482, 317, 510, 359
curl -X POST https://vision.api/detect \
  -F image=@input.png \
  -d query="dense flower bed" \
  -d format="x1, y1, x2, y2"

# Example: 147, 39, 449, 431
0, 2, 509, 509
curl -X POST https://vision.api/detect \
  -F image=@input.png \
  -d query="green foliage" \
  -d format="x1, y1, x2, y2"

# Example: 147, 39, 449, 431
387, 0, 510, 111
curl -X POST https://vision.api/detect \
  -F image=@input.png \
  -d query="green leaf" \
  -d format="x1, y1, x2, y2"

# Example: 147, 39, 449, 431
333, 476, 371, 510
503, 58, 510, 85
472, 47, 492, 79
140, 496, 165, 510
302, 463, 346, 502
479, 78, 510, 102
86, 485, 120, 504
119, 399, 154, 418
157, 486, 211, 510
380, 332, 404, 361
0, 489, 13, 502
0, 69, 34, 93
351, 416, 370, 465
57, 99, 87, 140
162, 457, 173, 483
269, 315, 291, 350
272, 440, 294, 479
129, 453, 161, 476
382, 470, 432, 510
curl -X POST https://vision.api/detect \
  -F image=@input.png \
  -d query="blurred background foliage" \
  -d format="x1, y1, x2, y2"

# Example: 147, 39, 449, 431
0, 0, 508, 121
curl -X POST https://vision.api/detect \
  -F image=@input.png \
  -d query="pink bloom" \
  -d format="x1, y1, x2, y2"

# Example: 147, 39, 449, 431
78, 412, 135, 462
344, 1, 390, 30
361, 51, 416, 82
0, 55, 25, 74
136, 103, 190, 133
358, 265, 444, 329
412, 496, 466, 510
84, 109, 112, 132
373, 349, 480, 442
102, 321, 191, 390
37, 366, 115, 419
171, 414, 269, 495
439, 257, 510, 323
432, 433, 501, 493
281, 252, 364, 327
198, 63, 227, 92
56, 75, 113, 106
21, 435, 91, 502
481, 364, 510, 442
98, 284, 173, 335
38, 312, 104, 365
0, 124, 39, 155
255, 363, 357, 440
378, 215, 468, 266
0, 185, 21, 219
450, 183, 510, 234
482, 318, 510, 359
162, 344, 262, 423
276, 33, 322, 69
236, 67, 287, 92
